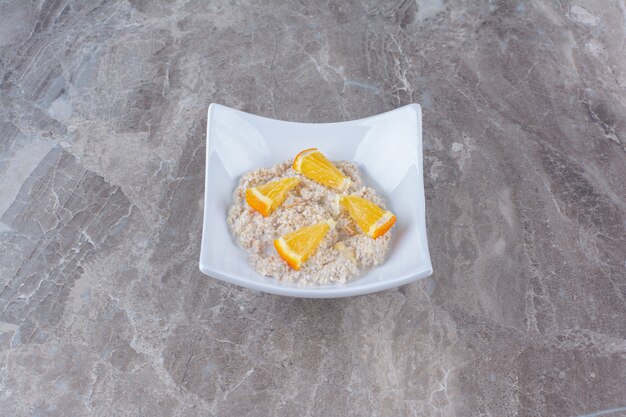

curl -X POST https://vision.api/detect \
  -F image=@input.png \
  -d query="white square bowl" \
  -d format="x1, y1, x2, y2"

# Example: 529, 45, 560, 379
199, 103, 432, 298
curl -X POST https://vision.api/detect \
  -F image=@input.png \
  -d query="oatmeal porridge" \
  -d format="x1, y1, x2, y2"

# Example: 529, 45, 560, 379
227, 160, 393, 285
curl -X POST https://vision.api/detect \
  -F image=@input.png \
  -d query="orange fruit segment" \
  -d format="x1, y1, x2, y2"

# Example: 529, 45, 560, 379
274, 220, 335, 270
339, 195, 396, 238
293, 148, 351, 192
245, 177, 300, 217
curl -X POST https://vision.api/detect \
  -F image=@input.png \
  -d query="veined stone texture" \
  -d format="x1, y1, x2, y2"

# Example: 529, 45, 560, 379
0, 1, 625, 416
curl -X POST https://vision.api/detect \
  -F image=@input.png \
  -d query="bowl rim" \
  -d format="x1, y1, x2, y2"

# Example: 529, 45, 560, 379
199, 103, 433, 298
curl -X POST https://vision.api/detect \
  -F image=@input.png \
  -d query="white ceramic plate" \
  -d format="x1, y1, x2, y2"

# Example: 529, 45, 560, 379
199, 103, 432, 298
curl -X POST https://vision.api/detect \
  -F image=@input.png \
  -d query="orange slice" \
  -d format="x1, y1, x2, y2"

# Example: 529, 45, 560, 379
274, 220, 335, 270
339, 195, 396, 238
293, 148, 351, 192
245, 177, 300, 216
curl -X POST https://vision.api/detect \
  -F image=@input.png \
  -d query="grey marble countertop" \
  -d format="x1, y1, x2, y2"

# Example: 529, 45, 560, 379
1, 1, 625, 416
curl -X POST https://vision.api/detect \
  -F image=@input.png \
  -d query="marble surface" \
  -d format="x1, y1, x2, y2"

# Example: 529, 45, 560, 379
1, 0, 625, 415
